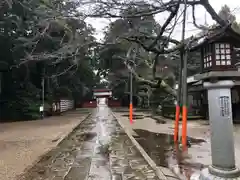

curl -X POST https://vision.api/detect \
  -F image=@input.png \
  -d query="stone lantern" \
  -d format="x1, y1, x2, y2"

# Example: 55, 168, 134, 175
191, 25, 240, 73
190, 25, 240, 180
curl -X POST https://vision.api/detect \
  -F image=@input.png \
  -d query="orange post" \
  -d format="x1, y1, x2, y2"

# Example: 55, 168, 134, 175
129, 103, 133, 124
174, 105, 180, 142
182, 105, 187, 149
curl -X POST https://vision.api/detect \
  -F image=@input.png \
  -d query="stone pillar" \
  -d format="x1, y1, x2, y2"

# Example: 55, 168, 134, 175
199, 80, 240, 180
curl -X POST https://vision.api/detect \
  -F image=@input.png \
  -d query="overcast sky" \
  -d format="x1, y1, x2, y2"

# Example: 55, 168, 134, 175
85, 0, 240, 41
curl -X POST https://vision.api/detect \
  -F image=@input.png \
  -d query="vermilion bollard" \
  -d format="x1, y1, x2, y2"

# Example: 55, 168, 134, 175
182, 105, 187, 149
174, 105, 180, 142
129, 103, 133, 124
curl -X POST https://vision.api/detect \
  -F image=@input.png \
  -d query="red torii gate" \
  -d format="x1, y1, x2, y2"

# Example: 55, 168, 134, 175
93, 89, 112, 98
93, 89, 121, 107
81, 89, 121, 108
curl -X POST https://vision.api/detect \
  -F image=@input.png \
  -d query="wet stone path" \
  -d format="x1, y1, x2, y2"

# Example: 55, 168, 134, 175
18, 106, 158, 180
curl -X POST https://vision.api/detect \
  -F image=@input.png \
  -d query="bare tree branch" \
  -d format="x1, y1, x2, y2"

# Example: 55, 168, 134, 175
91, 0, 231, 99
50, 64, 77, 78
192, 4, 208, 30
200, 0, 228, 26
148, 0, 180, 49
123, 45, 177, 97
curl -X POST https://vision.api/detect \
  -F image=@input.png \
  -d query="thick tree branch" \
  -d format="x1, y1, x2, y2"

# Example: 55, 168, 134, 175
192, 4, 208, 30
84, 0, 178, 18
200, 0, 227, 26
125, 46, 177, 97
148, 0, 180, 50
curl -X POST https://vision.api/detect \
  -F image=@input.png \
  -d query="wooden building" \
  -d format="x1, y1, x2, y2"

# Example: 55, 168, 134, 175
187, 24, 240, 122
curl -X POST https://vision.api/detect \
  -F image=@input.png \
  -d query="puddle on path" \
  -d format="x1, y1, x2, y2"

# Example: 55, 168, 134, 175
121, 114, 144, 119
134, 129, 207, 179
76, 132, 97, 141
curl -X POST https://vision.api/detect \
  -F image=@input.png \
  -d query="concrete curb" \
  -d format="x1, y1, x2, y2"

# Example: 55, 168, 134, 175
112, 112, 180, 180
18, 112, 91, 178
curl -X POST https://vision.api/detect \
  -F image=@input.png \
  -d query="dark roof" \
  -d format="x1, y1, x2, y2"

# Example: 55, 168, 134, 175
190, 24, 240, 51
93, 89, 112, 92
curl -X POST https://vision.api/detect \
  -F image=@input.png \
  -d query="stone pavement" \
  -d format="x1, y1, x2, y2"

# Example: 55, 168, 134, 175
0, 109, 90, 180
18, 106, 161, 180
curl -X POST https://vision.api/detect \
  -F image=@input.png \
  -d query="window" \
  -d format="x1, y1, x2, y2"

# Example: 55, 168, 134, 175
191, 94, 201, 107
203, 44, 212, 68
215, 43, 231, 66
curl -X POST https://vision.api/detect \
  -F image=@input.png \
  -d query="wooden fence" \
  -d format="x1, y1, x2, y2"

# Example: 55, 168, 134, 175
51, 99, 74, 115
60, 99, 74, 112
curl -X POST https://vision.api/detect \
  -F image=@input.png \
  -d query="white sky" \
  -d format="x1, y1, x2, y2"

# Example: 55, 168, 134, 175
85, 0, 240, 42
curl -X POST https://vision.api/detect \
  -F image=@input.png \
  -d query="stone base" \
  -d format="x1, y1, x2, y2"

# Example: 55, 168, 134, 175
197, 166, 240, 180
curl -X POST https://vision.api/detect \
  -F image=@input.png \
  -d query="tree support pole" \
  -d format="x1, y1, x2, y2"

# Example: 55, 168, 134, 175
181, 51, 188, 149
129, 65, 133, 124
41, 66, 45, 119
174, 0, 188, 145
127, 45, 138, 124
174, 53, 183, 143
180, 0, 188, 149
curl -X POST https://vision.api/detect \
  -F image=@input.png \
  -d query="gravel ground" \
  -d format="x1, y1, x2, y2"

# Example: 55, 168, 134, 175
0, 110, 90, 180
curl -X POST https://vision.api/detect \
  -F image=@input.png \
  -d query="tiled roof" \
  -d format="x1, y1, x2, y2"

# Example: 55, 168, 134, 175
190, 24, 240, 51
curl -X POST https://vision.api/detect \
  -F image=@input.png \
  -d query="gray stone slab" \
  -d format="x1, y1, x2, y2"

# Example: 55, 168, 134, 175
18, 107, 170, 180
64, 167, 89, 180
160, 167, 178, 177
